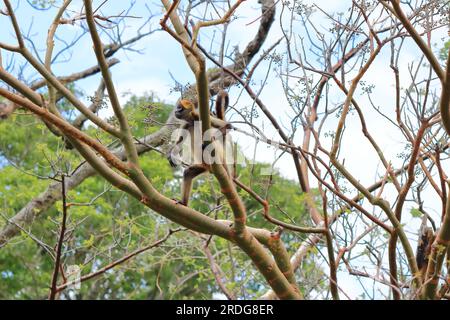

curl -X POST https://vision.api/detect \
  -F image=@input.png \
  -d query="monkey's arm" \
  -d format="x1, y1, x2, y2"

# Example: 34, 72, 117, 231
189, 109, 231, 132
167, 122, 190, 168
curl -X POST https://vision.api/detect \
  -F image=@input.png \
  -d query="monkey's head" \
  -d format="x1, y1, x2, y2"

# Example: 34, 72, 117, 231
175, 99, 196, 121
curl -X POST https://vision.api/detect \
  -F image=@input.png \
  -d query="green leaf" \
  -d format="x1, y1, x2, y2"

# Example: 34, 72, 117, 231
410, 208, 422, 218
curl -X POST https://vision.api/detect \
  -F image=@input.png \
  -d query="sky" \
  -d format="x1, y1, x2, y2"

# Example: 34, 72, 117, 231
1, 0, 449, 300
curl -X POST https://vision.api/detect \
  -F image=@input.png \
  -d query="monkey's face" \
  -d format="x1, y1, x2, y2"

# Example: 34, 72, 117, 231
175, 99, 195, 121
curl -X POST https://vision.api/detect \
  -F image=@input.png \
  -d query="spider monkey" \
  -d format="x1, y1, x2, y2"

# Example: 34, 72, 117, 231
169, 90, 233, 206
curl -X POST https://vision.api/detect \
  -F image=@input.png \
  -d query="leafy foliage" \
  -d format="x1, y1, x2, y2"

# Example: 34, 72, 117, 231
0, 92, 313, 299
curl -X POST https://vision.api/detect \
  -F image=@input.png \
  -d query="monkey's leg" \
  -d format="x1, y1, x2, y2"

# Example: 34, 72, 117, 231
181, 164, 208, 206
